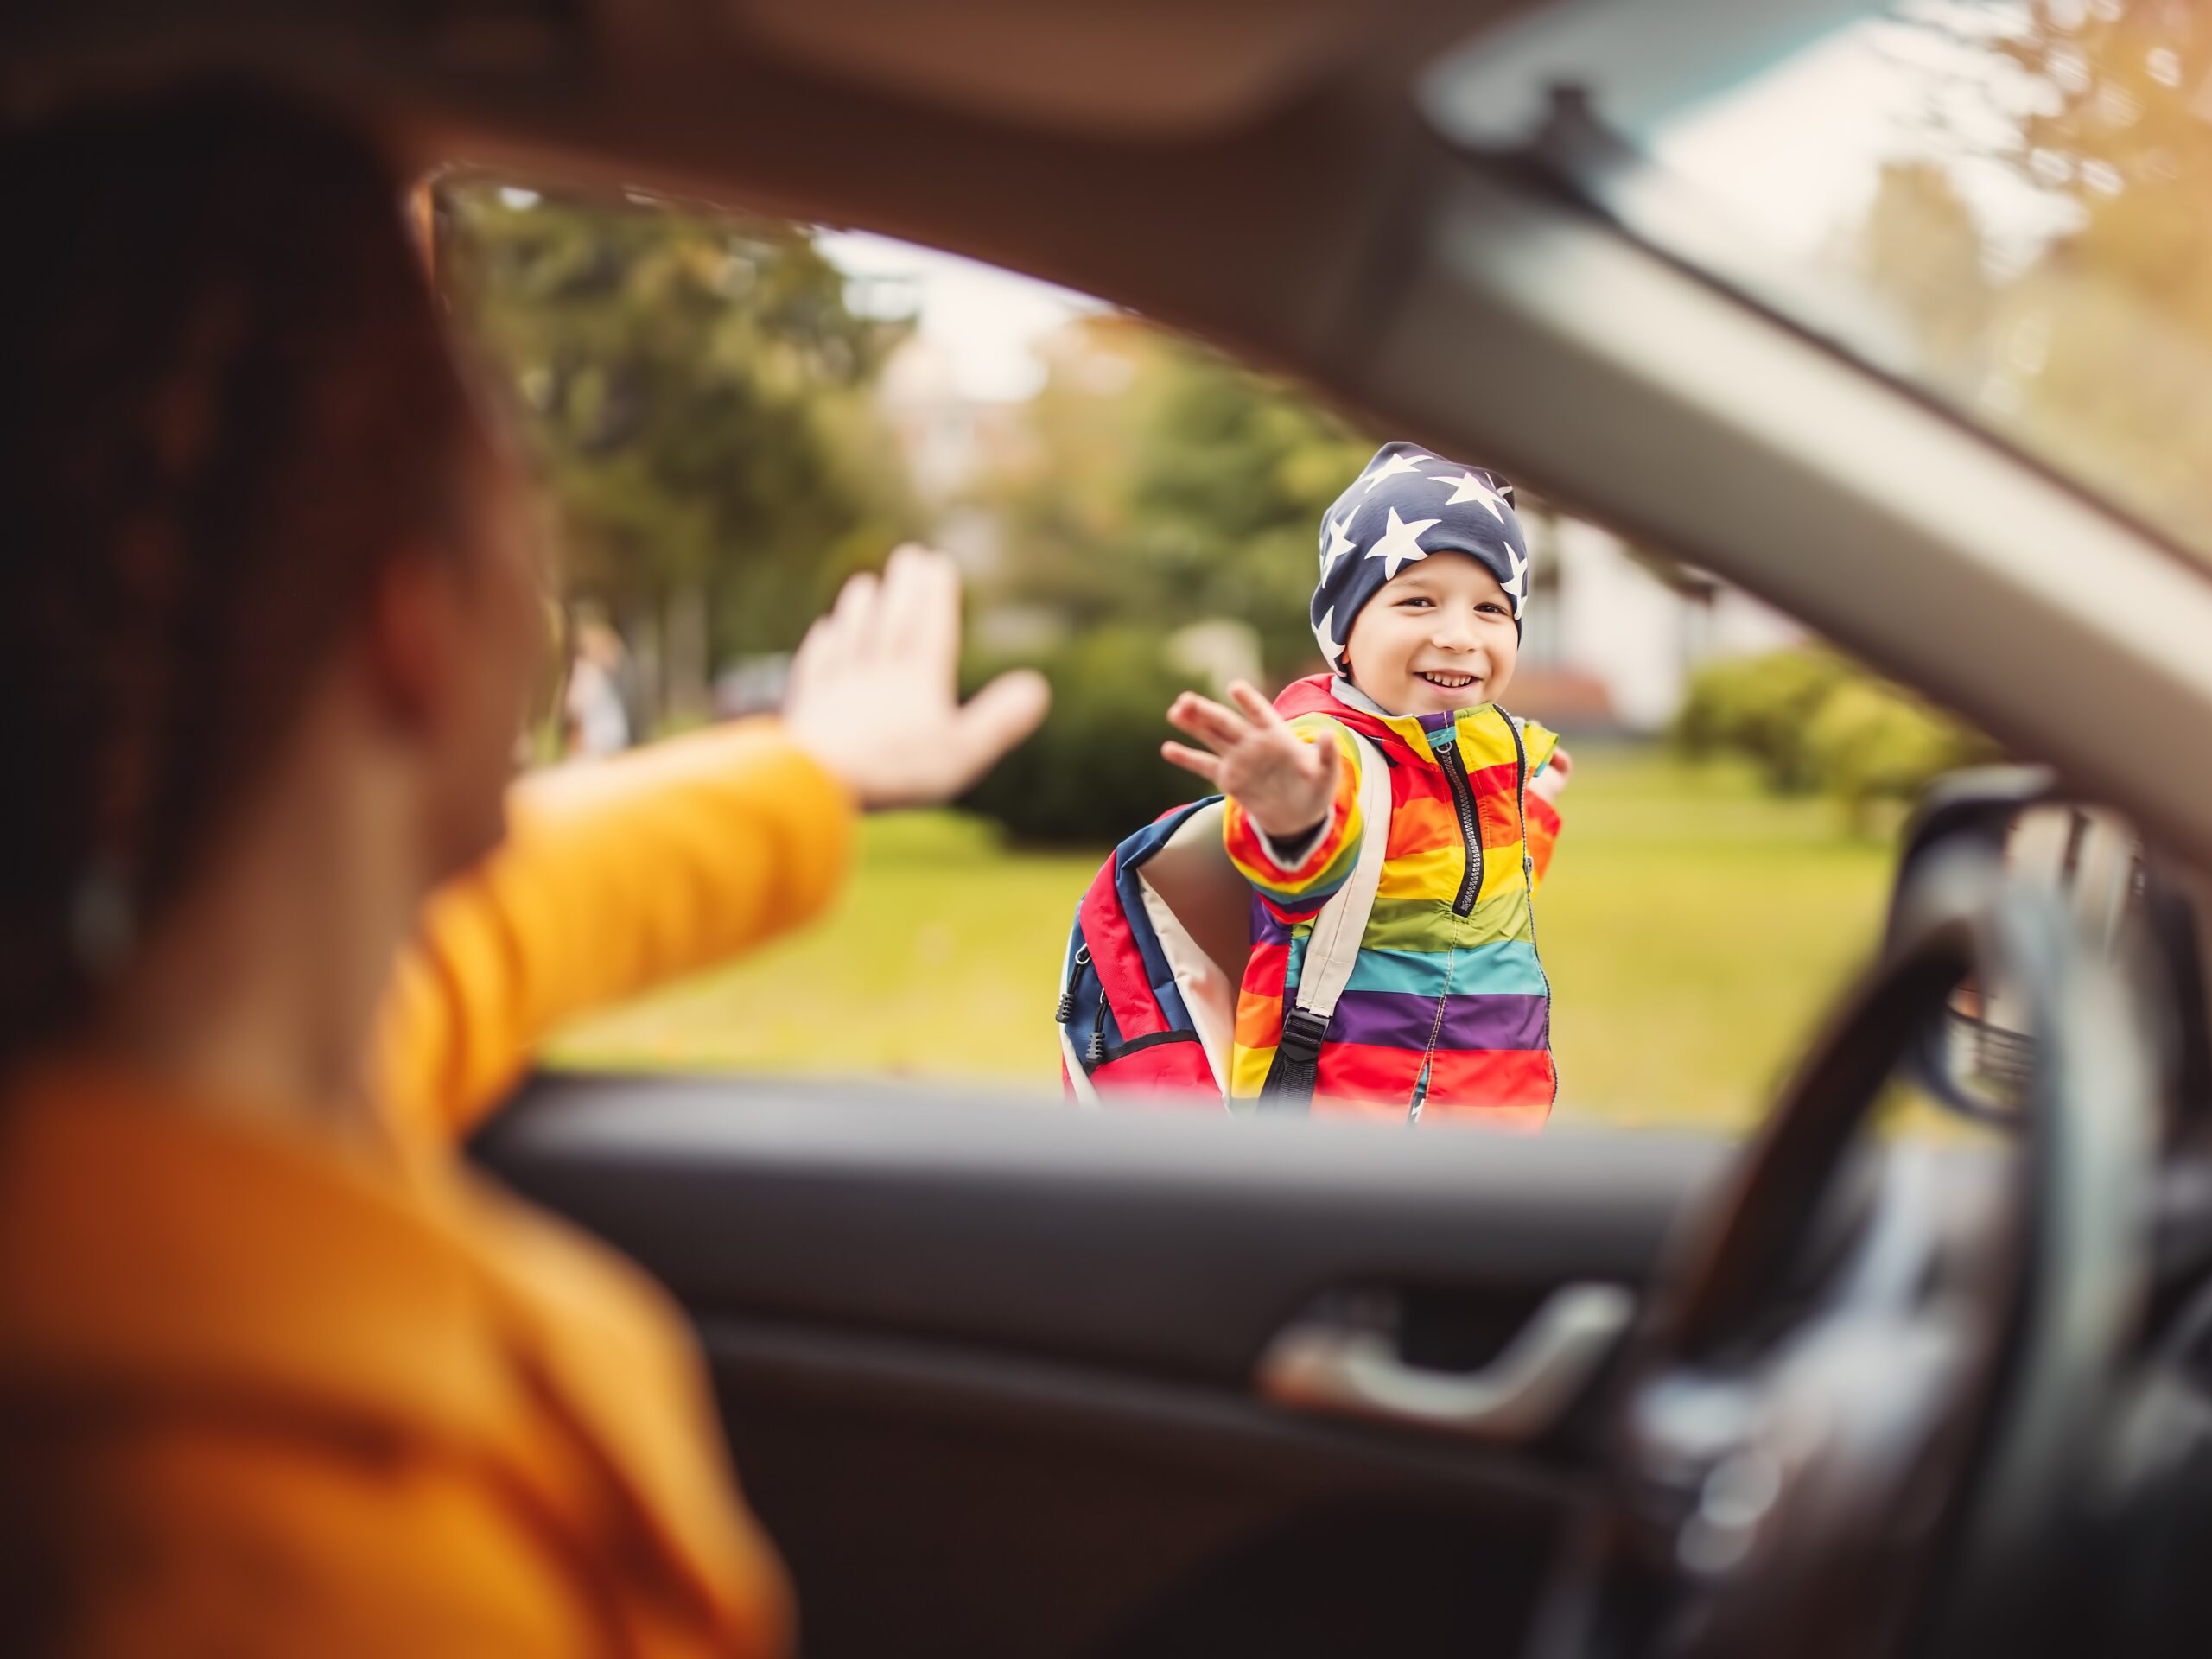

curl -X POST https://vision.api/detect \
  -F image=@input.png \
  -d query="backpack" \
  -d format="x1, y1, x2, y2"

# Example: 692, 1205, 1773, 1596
1055, 733, 1392, 1110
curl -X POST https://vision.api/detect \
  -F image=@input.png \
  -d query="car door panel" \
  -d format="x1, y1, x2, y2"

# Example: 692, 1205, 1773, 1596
474, 1075, 1734, 1656
475, 1077, 1725, 1380
713, 1314, 1564, 1656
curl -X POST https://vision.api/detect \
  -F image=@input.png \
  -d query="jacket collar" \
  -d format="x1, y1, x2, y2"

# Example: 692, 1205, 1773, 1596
1274, 672, 1509, 767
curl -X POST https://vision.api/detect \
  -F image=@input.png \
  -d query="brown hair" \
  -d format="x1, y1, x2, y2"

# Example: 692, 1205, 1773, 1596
0, 81, 480, 1059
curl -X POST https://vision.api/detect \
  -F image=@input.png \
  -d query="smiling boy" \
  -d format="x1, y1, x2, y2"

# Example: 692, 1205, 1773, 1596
1163, 442, 1570, 1123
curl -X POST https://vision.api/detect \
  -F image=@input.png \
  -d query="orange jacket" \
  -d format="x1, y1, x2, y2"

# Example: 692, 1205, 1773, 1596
0, 721, 855, 1657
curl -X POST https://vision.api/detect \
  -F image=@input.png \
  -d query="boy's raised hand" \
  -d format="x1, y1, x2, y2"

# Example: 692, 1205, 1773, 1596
1532, 743, 1573, 805
785, 545, 1050, 810
1163, 681, 1339, 841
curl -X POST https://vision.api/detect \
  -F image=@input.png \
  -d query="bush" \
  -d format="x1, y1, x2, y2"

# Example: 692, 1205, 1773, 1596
1673, 650, 1851, 792
959, 626, 1199, 845
1675, 648, 1997, 824
1804, 677, 1999, 830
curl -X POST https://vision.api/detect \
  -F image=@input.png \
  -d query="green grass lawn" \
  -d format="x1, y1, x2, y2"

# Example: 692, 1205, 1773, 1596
546, 747, 1898, 1130
1537, 748, 1896, 1128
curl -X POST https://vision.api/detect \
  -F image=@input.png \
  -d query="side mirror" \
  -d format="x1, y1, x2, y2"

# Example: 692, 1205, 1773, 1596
1885, 767, 2209, 1127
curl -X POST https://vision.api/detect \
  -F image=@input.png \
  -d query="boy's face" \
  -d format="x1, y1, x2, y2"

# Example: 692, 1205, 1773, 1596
1342, 551, 1519, 717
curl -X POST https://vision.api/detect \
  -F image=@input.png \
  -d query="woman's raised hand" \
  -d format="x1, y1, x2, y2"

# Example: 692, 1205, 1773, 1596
785, 545, 1049, 810
1162, 681, 1338, 841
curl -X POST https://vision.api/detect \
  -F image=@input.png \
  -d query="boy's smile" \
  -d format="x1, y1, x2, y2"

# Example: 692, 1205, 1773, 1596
1342, 551, 1520, 717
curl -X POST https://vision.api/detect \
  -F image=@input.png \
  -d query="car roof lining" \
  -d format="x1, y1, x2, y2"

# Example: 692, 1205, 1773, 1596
728, 0, 1443, 139
3, 0, 1536, 140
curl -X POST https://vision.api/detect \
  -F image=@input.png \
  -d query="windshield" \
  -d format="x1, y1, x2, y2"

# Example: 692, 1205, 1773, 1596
1438, 0, 2212, 567
434, 175, 1990, 1133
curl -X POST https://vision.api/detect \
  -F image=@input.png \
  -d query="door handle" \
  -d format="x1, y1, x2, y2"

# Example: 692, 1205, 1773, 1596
1255, 1282, 1634, 1441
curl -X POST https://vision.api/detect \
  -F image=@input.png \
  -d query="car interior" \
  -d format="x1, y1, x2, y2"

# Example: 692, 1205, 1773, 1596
16, 1, 2212, 1655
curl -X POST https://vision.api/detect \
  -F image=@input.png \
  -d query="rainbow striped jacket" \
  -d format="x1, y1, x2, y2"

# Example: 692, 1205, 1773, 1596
1224, 674, 1563, 1125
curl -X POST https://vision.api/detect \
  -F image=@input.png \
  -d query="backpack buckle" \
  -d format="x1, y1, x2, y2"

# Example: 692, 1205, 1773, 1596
1276, 1008, 1331, 1067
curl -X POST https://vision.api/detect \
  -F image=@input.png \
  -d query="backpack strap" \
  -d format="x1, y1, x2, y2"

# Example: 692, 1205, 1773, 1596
1261, 731, 1391, 1110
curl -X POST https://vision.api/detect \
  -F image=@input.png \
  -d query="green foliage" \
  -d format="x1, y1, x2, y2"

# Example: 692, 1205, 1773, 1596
1804, 678, 1995, 830
437, 183, 1377, 841
1672, 650, 1851, 792
953, 327, 1381, 843
957, 627, 1195, 844
982, 324, 1373, 682
435, 180, 918, 709
1866, 5, 2212, 563
1675, 649, 1998, 825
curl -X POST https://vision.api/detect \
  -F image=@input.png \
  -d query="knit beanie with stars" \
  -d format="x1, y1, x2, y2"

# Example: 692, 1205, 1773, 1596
1310, 440, 1530, 677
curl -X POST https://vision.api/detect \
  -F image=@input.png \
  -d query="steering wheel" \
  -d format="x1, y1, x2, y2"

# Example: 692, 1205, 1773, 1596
1531, 851, 2162, 1659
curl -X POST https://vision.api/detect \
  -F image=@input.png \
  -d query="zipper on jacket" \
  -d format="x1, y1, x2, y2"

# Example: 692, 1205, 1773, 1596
1436, 729, 1483, 917
1503, 709, 1560, 1108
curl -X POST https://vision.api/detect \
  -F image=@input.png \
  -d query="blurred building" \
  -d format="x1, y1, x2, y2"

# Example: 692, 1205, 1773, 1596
875, 334, 1030, 579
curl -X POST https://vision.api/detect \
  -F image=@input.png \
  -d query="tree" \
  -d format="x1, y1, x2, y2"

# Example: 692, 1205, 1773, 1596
1853, 157, 1993, 384
435, 180, 919, 718
980, 317, 1375, 683
1127, 342, 1376, 680
1873, 2, 2212, 553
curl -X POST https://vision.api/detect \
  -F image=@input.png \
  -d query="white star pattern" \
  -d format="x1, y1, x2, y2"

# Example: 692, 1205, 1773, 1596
1363, 506, 1440, 580
1313, 605, 1346, 667
1361, 451, 1430, 494
1320, 512, 1357, 575
1433, 469, 1509, 523
1500, 546, 1529, 615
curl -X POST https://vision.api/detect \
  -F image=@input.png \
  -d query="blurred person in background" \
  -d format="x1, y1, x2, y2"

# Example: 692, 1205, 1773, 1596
0, 82, 1046, 1656
564, 612, 633, 758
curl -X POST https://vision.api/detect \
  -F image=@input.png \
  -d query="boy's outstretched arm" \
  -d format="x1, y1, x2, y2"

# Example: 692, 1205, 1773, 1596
1163, 681, 1368, 919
